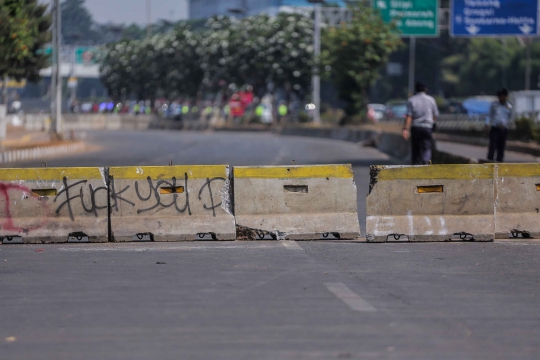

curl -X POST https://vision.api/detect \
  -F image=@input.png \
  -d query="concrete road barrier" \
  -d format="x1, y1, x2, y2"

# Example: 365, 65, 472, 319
0, 167, 108, 244
495, 163, 540, 239
366, 164, 495, 242
109, 165, 235, 241
233, 164, 361, 240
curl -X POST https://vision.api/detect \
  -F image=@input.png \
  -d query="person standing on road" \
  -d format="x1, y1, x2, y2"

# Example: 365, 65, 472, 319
486, 88, 512, 162
402, 82, 439, 165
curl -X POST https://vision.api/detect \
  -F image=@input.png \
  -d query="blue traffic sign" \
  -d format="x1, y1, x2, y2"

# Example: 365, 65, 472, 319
451, 0, 539, 37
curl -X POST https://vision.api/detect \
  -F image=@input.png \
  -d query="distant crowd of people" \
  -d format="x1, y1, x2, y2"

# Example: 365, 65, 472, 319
69, 86, 292, 125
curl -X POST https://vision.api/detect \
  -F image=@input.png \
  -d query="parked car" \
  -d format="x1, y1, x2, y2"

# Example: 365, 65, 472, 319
367, 103, 387, 122
386, 101, 408, 119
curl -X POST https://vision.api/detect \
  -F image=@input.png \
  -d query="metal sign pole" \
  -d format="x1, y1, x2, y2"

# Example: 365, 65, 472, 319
51, 0, 62, 136
408, 37, 416, 96
526, 38, 532, 90
313, 4, 321, 124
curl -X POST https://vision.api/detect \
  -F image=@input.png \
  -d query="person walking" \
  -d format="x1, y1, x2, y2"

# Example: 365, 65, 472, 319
486, 88, 512, 162
402, 82, 439, 165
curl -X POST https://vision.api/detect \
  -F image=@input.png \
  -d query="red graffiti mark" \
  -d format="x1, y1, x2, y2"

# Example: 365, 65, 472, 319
0, 183, 48, 233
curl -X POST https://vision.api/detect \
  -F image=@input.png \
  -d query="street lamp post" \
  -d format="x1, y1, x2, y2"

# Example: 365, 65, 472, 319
308, 0, 324, 124
408, 37, 416, 96
51, 0, 62, 137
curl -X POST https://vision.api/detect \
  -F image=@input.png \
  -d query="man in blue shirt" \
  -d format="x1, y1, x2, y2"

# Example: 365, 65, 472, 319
486, 88, 513, 162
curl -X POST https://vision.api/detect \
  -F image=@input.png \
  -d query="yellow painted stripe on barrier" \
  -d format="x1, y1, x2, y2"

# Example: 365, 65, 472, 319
234, 165, 353, 179
498, 163, 540, 178
376, 164, 493, 181
0, 167, 104, 181
109, 166, 227, 180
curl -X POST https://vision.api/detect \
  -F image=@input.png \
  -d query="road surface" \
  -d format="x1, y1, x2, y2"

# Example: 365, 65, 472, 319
1, 130, 539, 360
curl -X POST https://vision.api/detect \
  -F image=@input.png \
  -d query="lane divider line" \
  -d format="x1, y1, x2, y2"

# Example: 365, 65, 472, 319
324, 282, 377, 312
280, 240, 304, 250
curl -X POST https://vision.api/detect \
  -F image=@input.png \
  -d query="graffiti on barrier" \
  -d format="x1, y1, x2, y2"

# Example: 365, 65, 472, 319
0, 183, 49, 233
0, 172, 227, 230
110, 173, 225, 217
54, 177, 108, 221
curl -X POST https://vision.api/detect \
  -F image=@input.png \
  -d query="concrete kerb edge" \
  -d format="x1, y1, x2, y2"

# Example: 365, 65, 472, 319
0, 142, 86, 164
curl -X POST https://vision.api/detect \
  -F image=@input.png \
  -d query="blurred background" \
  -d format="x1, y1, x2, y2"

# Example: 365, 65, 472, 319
2, 0, 540, 140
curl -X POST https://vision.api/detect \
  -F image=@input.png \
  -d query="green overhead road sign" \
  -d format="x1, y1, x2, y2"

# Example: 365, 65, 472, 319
374, 0, 439, 37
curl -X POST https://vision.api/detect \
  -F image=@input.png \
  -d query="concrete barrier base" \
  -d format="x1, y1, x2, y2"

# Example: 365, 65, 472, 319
236, 213, 360, 240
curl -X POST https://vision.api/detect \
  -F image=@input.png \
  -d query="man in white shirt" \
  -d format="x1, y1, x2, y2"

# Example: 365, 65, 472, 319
486, 88, 512, 162
402, 82, 439, 165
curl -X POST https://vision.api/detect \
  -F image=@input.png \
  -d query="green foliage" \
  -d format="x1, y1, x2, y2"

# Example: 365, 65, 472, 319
298, 111, 310, 123
0, 0, 33, 65
513, 117, 540, 142
61, 0, 97, 44
442, 38, 519, 96
322, 3, 403, 117
0, 0, 51, 81
434, 96, 446, 109
100, 13, 314, 100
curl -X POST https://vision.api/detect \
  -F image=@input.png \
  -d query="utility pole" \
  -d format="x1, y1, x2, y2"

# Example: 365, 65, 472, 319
312, 2, 322, 124
525, 38, 532, 91
408, 37, 416, 96
147, 0, 152, 37
502, 38, 508, 88
51, 0, 62, 137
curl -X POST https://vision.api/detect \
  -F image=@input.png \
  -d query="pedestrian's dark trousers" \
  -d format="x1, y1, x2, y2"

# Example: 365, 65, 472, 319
487, 126, 508, 162
411, 127, 433, 165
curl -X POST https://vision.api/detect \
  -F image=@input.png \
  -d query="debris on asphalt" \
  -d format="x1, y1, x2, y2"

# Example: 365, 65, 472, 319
35, 249, 45, 253
156, 262, 166, 265
5, 336, 16, 343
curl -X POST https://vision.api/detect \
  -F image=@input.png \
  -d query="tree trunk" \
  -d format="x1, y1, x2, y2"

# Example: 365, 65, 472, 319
361, 86, 369, 110
2, 75, 8, 105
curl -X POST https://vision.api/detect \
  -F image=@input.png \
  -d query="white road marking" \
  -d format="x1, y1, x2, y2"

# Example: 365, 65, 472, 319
279, 240, 303, 250
325, 282, 377, 312
58, 244, 280, 252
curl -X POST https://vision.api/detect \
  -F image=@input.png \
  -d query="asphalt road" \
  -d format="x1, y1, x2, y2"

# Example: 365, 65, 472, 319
1, 130, 540, 359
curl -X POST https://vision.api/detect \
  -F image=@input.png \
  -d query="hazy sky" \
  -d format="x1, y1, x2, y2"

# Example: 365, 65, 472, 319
44, 0, 189, 24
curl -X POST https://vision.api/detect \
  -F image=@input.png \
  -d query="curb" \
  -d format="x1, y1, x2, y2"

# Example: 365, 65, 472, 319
0, 142, 85, 164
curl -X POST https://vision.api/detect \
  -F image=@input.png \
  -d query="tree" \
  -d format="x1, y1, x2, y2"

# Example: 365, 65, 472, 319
250, 13, 314, 98
0, 0, 51, 103
10, 0, 51, 81
0, 0, 34, 72
99, 24, 205, 101
95, 11, 326, 106
61, 0, 97, 44
322, 3, 403, 117
441, 38, 536, 97
196, 13, 313, 98
156, 24, 204, 98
